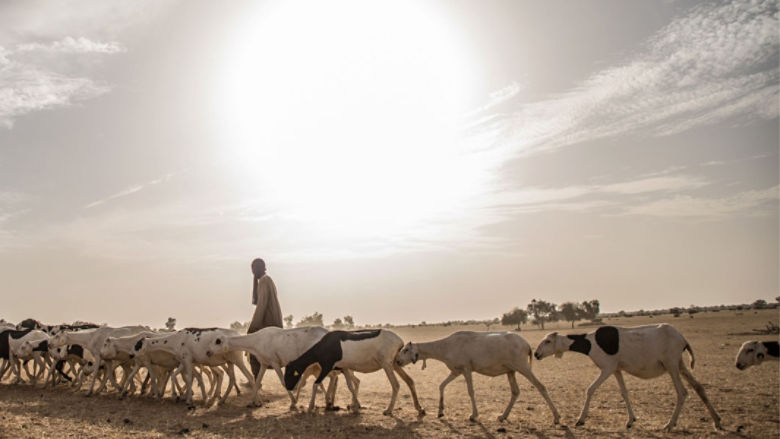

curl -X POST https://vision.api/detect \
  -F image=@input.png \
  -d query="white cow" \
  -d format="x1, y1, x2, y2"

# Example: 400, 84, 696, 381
49, 325, 147, 395
137, 328, 253, 406
284, 329, 424, 415
735, 340, 779, 370
396, 331, 560, 423
534, 324, 722, 431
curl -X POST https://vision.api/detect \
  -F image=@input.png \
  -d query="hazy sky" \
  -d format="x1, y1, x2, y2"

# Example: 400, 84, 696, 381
0, 0, 777, 328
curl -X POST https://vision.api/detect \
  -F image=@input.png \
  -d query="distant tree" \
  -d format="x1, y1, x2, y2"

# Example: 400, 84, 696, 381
343, 315, 355, 329
559, 302, 579, 328
775, 296, 780, 304
165, 317, 176, 331
501, 307, 528, 330
752, 299, 767, 310
579, 300, 600, 321
229, 321, 248, 333
284, 315, 294, 328
297, 312, 324, 328
527, 299, 556, 330
670, 307, 682, 318
332, 318, 344, 329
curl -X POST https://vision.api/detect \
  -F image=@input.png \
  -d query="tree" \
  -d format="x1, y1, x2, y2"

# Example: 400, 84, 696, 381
752, 299, 767, 310
284, 315, 294, 328
527, 299, 556, 330
332, 318, 344, 329
501, 307, 528, 330
559, 302, 579, 328
165, 317, 176, 331
343, 315, 355, 329
229, 321, 248, 333
297, 312, 324, 327
578, 300, 600, 321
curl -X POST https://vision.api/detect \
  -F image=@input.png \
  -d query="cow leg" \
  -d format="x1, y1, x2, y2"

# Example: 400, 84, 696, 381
393, 365, 424, 416
679, 365, 722, 430
518, 366, 560, 424
614, 370, 637, 428
663, 362, 688, 432
382, 365, 401, 416
341, 370, 361, 414
438, 371, 460, 418
576, 368, 613, 426
497, 372, 520, 422
463, 369, 479, 422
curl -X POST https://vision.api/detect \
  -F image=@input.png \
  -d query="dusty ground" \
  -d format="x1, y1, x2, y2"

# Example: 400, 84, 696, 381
1, 310, 778, 438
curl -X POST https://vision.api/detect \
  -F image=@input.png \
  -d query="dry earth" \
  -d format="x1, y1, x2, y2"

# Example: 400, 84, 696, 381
1, 310, 778, 438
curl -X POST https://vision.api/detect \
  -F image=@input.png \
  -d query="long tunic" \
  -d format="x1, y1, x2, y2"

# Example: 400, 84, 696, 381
248, 274, 283, 333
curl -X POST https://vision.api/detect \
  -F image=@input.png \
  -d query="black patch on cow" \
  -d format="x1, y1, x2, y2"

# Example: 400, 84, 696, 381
0, 330, 10, 359
68, 344, 84, 358
594, 326, 619, 355
9, 328, 34, 339
134, 339, 144, 352
17, 318, 44, 330
164, 340, 167, 344
763, 341, 779, 358
567, 334, 591, 355
54, 360, 72, 381
33, 340, 48, 352
184, 327, 218, 336
284, 329, 382, 390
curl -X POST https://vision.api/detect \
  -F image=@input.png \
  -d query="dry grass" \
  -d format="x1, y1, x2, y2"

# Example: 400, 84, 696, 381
1, 310, 778, 438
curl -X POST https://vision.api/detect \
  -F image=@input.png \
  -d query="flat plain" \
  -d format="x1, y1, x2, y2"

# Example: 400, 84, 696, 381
1, 309, 777, 438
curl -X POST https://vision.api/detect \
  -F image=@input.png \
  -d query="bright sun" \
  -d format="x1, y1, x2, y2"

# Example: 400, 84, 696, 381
219, 1, 483, 241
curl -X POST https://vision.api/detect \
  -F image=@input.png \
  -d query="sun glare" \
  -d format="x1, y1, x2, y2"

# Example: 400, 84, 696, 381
219, 1, 482, 240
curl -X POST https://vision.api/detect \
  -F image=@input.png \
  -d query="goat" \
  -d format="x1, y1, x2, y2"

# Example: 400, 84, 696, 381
735, 340, 779, 370
396, 331, 560, 423
284, 329, 424, 415
534, 324, 722, 431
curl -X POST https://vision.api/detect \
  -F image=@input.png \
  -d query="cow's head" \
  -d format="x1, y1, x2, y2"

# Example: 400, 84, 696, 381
534, 332, 567, 360
395, 342, 419, 367
735, 341, 765, 370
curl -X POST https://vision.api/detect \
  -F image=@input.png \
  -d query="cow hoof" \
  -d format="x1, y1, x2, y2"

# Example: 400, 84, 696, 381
662, 423, 674, 432
469, 416, 478, 423
575, 420, 585, 427
383, 410, 392, 416
437, 413, 444, 418
497, 415, 506, 422
553, 417, 561, 425
289, 404, 297, 411
187, 405, 196, 411
417, 409, 426, 417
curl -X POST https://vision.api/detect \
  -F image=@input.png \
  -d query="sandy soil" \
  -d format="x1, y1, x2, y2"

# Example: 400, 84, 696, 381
1, 310, 777, 438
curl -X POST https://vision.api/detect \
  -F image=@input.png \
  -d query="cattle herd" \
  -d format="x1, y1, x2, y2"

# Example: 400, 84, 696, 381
0, 317, 777, 432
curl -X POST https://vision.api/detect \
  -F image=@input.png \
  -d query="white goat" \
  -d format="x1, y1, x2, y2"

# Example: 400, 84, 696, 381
396, 331, 560, 423
210, 326, 357, 409
284, 329, 424, 416
534, 324, 722, 431
735, 340, 779, 370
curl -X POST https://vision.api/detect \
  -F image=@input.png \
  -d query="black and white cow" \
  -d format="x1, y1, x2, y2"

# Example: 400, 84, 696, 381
284, 329, 424, 415
735, 340, 779, 370
534, 324, 722, 432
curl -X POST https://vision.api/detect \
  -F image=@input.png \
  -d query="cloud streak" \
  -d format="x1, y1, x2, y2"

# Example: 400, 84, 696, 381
84, 173, 174, 209
16, 36, 125, 54
477, 0, 778, 156
624, 185, 778, 218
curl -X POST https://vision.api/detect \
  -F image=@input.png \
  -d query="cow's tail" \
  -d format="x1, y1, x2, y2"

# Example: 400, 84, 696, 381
528, 347, 533, 371
684, 343, 695, 369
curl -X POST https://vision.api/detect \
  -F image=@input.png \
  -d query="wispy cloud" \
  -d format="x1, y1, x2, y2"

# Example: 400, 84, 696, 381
624, 185, 778, 218
0, 56, 110, 128
84, 173, 174, 209
16, 36, 124, 54
476, 0, 778, 156
491, 174, 709, 213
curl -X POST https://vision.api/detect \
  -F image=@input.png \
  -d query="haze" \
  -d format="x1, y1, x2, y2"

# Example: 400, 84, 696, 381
0, 0, 777, 328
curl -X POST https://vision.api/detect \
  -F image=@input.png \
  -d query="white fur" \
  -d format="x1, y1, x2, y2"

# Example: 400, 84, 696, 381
397, 331, 560, 423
